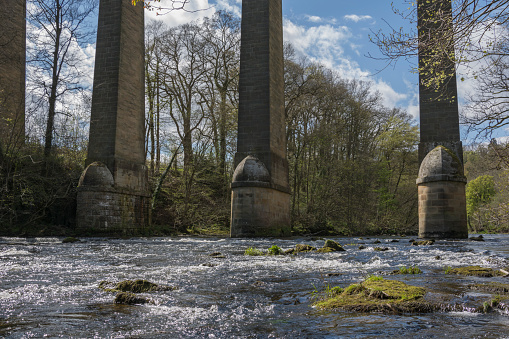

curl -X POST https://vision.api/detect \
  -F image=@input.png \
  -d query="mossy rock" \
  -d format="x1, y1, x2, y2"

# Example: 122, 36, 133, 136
314, 277, 432, 314
446, 266, 504, 277
284, 248, 295, 255
373, 240, 381, 244
322, 239, 345, 252
114, 292, 150, 305
358, 245, 366, 250
374, 247, 389, 252
99, 279, 176, 293
469, 235, 485, 242
468, 282, 509, 294
62, 237, 80, 243
412, 240, 435, 246
294, 244, 316, 253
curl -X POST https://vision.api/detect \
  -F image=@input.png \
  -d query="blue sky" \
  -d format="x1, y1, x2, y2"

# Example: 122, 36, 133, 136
148, 0, 420, 117
143, 0, 507, 142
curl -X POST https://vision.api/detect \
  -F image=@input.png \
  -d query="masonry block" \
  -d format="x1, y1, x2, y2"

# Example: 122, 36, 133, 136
0, 0, 25, 150
231, 0, 290, 237
77, 0, 148, 232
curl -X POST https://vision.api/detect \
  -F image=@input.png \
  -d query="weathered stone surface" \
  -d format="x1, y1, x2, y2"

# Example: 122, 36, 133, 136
416, 0, 467, 240
77, 0, 149, 232
417, 146, 465, 184
78, 162, 114, 187
231, 0, 290, 237
0, 0, 25, 150
230, 182, 291, 237
417, 0, 462, 164
417, 146, 468, 239
231, 156, 271, 186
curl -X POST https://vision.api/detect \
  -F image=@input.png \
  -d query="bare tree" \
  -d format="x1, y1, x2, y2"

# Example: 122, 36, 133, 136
27, 0, 96, 158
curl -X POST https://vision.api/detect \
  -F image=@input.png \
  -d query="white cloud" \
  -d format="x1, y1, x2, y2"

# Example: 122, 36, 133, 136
306, 15, 322, 23
344, 14, 373, 23
283, 18, 409, 109
144, 0, 216, 27
373, 80, 407, 108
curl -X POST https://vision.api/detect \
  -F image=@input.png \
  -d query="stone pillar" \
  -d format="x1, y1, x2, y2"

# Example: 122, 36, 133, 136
0, 0, 25, 153
77, 0, 149, 233
231, 0, 290, 237
417, 146, 468, 238
417, 0, 462, 163
417, 0, 467, 238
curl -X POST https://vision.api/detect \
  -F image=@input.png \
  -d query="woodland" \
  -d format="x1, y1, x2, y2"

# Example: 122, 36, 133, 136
1, 0, 509, 236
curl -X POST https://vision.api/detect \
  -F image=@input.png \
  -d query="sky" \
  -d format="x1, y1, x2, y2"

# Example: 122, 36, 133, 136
145, 0, 421, 118
59, 0, 504, 143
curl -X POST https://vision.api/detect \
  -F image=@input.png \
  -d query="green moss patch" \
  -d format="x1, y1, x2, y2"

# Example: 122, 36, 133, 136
114, 292, 150, 305
446, 266, 504, 277
412, 240, 435, 246
295, 244, 316, 253
314, 277, 432, 314
322, 240, 345, 252
244, 247, 264, 256
99, 279, 176, 293
394, 266, 422, 275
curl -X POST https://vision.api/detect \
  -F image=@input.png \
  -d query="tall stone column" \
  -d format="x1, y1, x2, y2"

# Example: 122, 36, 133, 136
416, 0, 468, 238
0, 0, 26, 153
230, 0, 291, 237
77, 0, 149, 233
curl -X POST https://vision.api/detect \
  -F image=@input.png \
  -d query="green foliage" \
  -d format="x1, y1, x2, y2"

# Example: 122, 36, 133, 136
398, 266, 422, 274
467, 175, 496, 215
0, 142, 85, 235
267, 245, 283, 256
366, 275, 383, 282
466, 174, 497, 232
444, 266, 452, 274
244, 247, 264, 256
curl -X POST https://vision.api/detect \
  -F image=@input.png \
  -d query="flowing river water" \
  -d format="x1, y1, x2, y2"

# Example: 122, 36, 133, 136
1, 235, 509, 338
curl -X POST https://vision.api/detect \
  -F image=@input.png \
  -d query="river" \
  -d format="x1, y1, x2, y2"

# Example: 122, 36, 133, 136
1, 235, 509, 338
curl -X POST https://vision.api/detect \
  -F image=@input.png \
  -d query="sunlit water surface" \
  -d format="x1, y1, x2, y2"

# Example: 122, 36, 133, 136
1, 235, 509, 338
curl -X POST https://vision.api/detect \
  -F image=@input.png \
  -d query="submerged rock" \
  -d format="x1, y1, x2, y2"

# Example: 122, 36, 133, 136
446, 266, 504, 277
412, 240, 435, 246
99, 279, 176, 293
470, 235, 485, 242
314, 276, 433, 314
114, 292, 150, 305
469, 282, 509, 294
358, 245, 366, 250
316, 240, 346, 253
294, 244, 316, 253
374, 247, 389, 252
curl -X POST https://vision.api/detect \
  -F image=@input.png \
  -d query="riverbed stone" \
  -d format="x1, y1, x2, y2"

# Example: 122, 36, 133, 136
114, 292, 150, 305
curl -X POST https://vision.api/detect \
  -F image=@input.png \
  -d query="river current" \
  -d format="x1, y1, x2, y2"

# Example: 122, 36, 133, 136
1, 235, 509, 338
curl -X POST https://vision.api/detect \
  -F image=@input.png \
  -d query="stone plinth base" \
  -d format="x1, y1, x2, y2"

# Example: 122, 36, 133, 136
231, 186, 291, 237
76, 161, 150, 233
76, 187, 150, 233
417, 180, 468, 238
